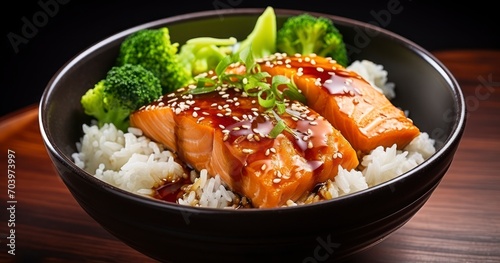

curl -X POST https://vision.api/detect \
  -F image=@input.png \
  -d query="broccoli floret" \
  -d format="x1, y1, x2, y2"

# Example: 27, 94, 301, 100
116, 27, 191, 93
81, 63, 162, 131
236, 6, 277, 59
276, 13, 349, 66
177, 37, 237, 76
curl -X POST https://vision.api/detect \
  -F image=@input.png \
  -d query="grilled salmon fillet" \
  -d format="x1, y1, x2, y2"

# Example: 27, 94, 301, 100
258, 54, 420, 153
130, 85, 358, 208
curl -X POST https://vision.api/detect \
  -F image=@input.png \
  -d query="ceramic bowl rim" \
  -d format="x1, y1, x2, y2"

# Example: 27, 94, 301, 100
38, 7, 466, 214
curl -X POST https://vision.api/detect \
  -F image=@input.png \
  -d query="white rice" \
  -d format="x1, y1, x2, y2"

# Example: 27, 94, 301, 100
347, 59, 396, 99
72, 60, 436, 208
72, 122, 187, 196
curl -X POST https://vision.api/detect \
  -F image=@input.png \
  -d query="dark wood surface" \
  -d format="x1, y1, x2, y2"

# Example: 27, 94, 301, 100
0, 50, 499, 262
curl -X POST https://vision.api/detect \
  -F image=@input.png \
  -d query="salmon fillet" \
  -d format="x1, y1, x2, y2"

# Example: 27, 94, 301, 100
130, 86, 358, 208
258, 54, 420, 153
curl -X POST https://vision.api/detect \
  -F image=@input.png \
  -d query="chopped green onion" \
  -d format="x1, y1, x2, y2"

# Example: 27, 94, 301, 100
258, 89, 276, 108
215, 55, 233, 76
186, 45, 307, 137
269, 119, 287, 138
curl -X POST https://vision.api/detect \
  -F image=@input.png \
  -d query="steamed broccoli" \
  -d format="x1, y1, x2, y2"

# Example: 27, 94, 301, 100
236, 6, 277, 59
276, 13, 349, 66
116, 27, 191, 93
177, 36, 237, 76
81, 63, 162, 131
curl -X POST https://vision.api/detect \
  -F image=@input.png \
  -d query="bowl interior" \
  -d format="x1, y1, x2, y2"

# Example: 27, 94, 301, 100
40, 8, 464, 205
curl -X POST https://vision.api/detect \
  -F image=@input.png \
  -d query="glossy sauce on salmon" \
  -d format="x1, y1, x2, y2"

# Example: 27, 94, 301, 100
130, 84, 359, 208
258, 53, 420, 153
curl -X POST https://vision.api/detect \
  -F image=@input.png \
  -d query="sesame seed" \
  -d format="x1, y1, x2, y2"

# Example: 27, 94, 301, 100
261, 164, 267, 171
242, 149, 253, 154
234, 136, 245, 144
219, 124, 226, 129
273, 178, 281, 184
192, 111, 198, 118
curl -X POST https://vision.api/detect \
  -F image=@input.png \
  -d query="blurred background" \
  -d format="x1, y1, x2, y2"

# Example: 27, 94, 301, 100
2, 0, 498, 117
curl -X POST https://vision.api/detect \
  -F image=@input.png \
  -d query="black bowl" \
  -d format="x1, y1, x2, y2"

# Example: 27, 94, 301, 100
39, 8, 466, 263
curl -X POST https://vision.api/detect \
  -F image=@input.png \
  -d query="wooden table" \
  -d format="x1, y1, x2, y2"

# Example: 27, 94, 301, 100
1, 50, 499, 262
